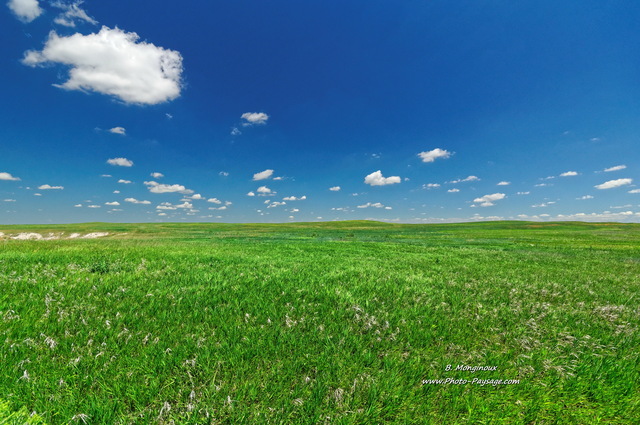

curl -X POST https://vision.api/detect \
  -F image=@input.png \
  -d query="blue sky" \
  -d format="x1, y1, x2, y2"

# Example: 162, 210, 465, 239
1, 0, 640, 224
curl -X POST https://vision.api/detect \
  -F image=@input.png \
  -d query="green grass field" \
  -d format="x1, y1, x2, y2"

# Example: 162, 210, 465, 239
1, 221, 639, 424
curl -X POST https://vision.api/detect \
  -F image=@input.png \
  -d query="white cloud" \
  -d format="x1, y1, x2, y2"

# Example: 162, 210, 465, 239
357, 202, 387, 209
266, 201, 286, 208
247, 191, 255, 197
107, 157, 133, 167
87, 205, 100, 208
230, 127, 241, 136
241, 112, 269, 125
124, 198, 151, 204
417, 148, 451, 163
219, 171, 229, 177
175, 201, 193, 209
517, 191, 530, 195
3, 199, 16, 202
594, 178, 633, 190
144, 181, 193, 194
291, 208, 299, 213
364, 170, 401, 186
118, 179, 132, 184
472, 193, 505, 207
329, 186, 341, 191
109, 126, 126, 135
52, 1, 97, 27
101, 174, 112, 178
150, 172, 164, 179
256, 186, 274, 195
560, 171, 578, 177
38, 184, 64, 190
449, 176, 479, 184
105, 201, 120, 206
497, 181, 510, 186
0, 172, 21, 181
7, 0, 42, 22
74, 204, 82, 207
253, 169, 274, 181
629, 189, 640, 194
423, 183, 440, 189
34, 193, 42, 196
577, 195, 594, 200
283, 195, 306, 201
207, 198, 222, 204
113, 190, 120, 194
187, 194, 204, 200
534, 183, 551, 187
448, 188, 460, 193
23, 26, 183, 105
532, 201, 556, 208
604, 165, 626, 172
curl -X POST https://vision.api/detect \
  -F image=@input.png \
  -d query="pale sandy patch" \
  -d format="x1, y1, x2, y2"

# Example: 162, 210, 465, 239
11, 233, 43, 240
68, 233, 81, 239
81, 232, 109, 239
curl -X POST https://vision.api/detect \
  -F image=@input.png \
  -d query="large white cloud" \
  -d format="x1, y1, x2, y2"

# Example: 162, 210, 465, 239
253, 169, 274, 181
0, 172, 21, 181
7, 0, 42, 22
417, 148, 451, 163
364, 170, 401, 186
144, 181, 194, 194
22, 26, 183, 105
107, 157, 133, 167
473, 193, 505, 207
594, 178, 632, 190
241, 112, 269, 125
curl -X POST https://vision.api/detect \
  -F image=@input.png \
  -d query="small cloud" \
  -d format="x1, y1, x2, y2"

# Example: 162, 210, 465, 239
253, 169, 274, 181
628, 189, 640, 194
34, 193, 42, 196
497, 181, 510, 186
105, 201, 120, 206
357, 202, 387, 209
534, 183, 551, 187
87, 205, 101, 208
448, 188, 460, 193
532, 201, 556, 208
118, 179, 132, 184
144, 181, 193, 194
231, 127, 241, 136
577, 195, 594, 200
187, 194, 204, 200
219, 171, 229, 177
52, 1, 98, 27
0, 172, 21, 181
113, 190, 120, 194
604, 165, 626, 172
283, 195, 306, 201
150, 172, 164, 179
364, 170, 401, 186
560, 171, 578, 177
422, 183, 440, 189
517, 191, 530, 195
109, 126, 126, 135
207, 198, 222, 204
107, 157, 134, 167
329, 186, 341, 191
101, 174, 112, 178
165, 113, 173, 119
4, 199, 16, 202
74, 204, 82, 207
38, 184, 64, 190
256, 186, 274, 195
449, 176, 479, 184
241, 112, 269, 125
594, 178, 632, 190
266, 201, 286, 208
247, 191, 255, 197
124, 197, 151, 204
7, 0, 42, 22
418, 148, 451, 163
472, 193, 506, 207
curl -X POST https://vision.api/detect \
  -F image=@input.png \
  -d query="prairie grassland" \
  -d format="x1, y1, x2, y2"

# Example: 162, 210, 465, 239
0, 221, 639, 424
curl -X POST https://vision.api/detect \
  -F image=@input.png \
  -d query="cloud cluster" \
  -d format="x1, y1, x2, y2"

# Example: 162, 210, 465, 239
23, 26, 183, 105
594, 178, 632, 190
241, 112, 269, 125
418, 148, 451, 163
0, 172, 21, 181
253, 169, 274, 181
144, 181, 194, 194
283, 195, 306, 201
107, 157, 133, 167
473, 193, 505, 207
7, 0, 42, 22
357, 202, 392, 209
364, 170, 401, 186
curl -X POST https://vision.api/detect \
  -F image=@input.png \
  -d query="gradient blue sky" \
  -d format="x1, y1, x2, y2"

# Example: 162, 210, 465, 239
2, 0, 640, 224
